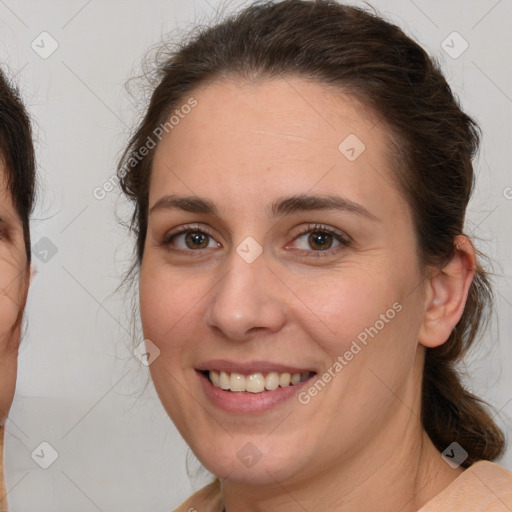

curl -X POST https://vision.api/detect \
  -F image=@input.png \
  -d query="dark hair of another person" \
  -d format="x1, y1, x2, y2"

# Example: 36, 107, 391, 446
118, 0, 505, 467
0, 68, 36, 263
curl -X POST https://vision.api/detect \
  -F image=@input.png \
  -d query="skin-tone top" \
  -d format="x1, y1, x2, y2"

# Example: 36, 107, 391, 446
0, 425, 6, 512
173, 461, 512, 512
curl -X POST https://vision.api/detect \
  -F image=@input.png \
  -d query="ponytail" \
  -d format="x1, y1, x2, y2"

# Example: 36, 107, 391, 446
422, 264, 505, 466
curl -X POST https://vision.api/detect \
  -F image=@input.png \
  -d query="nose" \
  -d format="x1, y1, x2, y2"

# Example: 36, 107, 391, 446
203, 247, 287, 342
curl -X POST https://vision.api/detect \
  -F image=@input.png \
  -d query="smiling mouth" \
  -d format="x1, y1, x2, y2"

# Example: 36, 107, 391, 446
202, 370, 316, 393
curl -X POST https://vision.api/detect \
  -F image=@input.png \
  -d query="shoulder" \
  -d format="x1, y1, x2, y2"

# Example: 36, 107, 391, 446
172, 478, 222, 512
419, 460, 512, 511
171, 463, 512, 512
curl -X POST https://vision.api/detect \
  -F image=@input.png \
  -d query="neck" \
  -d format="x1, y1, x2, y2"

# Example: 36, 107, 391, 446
222, 423, 462, 512
221, 356, 464, 511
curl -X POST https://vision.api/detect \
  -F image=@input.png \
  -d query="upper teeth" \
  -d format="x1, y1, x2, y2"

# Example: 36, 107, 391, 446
208, 370, 312, 393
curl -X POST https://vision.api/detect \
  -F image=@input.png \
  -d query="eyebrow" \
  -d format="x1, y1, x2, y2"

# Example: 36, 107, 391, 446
148, 193, 378, 221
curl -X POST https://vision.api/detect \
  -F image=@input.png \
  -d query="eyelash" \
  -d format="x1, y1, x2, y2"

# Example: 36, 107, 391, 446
292, 224, 351, 258
161, 223, 350, 258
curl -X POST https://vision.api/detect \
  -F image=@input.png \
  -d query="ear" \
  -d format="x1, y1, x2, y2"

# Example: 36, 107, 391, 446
418, 235, 476, 348
29, 261, 37, 285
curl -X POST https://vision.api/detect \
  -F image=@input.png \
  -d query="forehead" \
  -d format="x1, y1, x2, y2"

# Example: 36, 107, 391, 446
150, 76, 401, 218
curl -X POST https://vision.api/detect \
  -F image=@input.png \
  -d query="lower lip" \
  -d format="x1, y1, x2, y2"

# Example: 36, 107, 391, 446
197, 371, 315, 413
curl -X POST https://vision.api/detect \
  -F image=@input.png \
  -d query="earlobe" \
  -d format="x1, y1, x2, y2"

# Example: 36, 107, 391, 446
418, 235, 476, 348
29, 261, 37, 285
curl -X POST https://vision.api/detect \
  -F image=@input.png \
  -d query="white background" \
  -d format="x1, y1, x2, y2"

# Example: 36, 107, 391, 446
0, 0, 511, 510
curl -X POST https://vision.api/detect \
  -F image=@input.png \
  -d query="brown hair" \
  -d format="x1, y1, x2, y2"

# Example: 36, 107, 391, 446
0, 67, 35, 353
0, 67, 36, 264
118, 0, 505, 466
0, 67, 36, 510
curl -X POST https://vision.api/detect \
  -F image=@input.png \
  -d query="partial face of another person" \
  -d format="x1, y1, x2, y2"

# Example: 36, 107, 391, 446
0, 164, 29, 425
139, 77, 436, 485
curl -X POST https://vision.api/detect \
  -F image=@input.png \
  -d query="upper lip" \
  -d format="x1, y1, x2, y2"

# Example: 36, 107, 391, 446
196, 359, 316, 375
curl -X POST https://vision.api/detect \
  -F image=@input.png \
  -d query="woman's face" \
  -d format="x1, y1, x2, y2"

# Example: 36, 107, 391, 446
0, 165, 29, 425
140, 77, 431, 485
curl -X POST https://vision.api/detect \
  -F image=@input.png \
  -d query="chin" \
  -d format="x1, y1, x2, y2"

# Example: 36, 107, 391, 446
193, 440, 308, 486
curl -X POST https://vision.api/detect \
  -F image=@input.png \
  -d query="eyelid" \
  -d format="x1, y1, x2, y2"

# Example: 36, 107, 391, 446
161, 222, 351, 258
286, 223, 351, 257
162, 223, 216, 244
292, 223, 351, 244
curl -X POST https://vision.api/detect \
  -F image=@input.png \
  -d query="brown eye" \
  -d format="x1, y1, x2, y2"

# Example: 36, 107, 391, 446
289, 224, 350, 258
184, 231, 210, 249
162, 225, 219, 252
307, 231, 334, 251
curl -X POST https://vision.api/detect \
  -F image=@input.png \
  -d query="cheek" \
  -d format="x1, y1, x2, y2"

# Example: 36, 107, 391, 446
294, 269, 403, 348
139, 259, 203, 356
0, 269, 25, 424
0, 296, 21, 338
0, 350, 17, 425
0, 253, 26, 423
0, 262, 26, 339
293, 263, 422, 401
